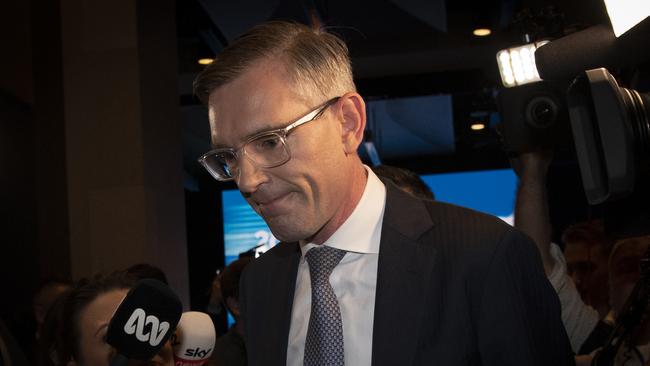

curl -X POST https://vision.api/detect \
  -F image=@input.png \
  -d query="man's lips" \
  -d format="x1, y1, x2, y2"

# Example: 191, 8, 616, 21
254, 192, 292, 214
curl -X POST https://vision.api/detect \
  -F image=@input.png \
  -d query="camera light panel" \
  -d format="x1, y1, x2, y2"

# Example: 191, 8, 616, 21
497, 41, 549, 88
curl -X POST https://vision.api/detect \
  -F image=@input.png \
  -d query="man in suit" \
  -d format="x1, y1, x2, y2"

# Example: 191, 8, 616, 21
194, 20, 574, 366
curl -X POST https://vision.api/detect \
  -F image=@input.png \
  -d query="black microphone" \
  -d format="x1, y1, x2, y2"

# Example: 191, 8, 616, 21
106, 279, 183, 365
535, 19, 650, 81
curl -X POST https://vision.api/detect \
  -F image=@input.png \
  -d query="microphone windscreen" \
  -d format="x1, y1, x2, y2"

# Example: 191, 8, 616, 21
536, 20, 650, 81
535, 25, 617, 81
106, 279, 183, 360
172, 312, 216, 366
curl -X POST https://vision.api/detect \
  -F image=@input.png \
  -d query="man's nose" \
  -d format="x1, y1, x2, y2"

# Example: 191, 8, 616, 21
236, 156, 269, 193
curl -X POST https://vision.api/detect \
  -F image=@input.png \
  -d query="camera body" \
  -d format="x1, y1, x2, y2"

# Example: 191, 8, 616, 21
497, 80, 571, 154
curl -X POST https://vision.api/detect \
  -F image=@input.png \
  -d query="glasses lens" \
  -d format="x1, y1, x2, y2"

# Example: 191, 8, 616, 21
200, 151, 237, 180
245, 133, 290, 167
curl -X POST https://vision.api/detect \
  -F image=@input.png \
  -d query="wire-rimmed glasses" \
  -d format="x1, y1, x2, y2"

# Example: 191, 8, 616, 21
198, 97, 340, 181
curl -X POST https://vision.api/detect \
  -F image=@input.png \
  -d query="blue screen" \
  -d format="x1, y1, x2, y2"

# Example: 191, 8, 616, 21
420, 169, 517, 224
222, 190, 279, 265
221, 168, 518, 265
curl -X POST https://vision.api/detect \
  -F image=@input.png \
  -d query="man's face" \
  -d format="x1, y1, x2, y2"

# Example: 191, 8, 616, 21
207, 60, 356, 243
565, 240, 610, 309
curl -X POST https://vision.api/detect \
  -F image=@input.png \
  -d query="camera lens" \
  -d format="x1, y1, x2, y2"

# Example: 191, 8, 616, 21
621, 88, 650, 163
526, 96, 558, 128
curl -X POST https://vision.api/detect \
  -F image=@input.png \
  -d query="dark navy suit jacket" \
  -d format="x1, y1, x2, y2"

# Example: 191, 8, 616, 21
240, 181, 574, 366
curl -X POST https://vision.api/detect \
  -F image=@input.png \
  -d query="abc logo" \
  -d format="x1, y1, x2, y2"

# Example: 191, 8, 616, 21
124, 308, 170, 347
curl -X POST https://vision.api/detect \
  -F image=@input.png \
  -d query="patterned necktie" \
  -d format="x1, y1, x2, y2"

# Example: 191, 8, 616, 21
304, 246, 347, 366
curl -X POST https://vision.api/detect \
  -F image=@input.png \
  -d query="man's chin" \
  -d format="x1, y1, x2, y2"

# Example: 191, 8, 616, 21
267, 221, 311, 243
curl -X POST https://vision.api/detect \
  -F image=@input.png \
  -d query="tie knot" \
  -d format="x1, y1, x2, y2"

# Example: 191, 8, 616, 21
305, 246, 346, 282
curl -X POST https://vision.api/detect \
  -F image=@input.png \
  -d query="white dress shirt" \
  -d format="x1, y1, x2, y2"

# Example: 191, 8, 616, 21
547, 243, 600, 352
286, 166, 386, 366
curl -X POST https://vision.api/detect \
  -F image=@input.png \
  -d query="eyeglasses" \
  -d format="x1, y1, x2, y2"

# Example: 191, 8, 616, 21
198, 96, 340, 181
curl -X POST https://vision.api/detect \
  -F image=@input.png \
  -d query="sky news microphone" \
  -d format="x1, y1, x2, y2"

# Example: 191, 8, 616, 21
106, 279, 183, 366
172, 311, 216, 366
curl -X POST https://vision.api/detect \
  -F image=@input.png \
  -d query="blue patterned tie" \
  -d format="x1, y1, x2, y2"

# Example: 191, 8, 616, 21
304, 246, 347, 366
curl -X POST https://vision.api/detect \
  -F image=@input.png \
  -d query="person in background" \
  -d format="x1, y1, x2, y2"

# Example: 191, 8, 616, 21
576, 236, 650, 366
38, 272, 174, 366
206, 269, 229, 337
210, 258, 252, 366
512, 149, 603, 353
125, 263, 169, 285
371, 164, 435, 200
34, 279, 72, 341
562, 220, 614, 318
194, 20, 572, 366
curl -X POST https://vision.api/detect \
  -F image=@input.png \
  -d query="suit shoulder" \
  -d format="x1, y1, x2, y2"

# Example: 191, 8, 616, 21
418, 199, 538, 267
242, 242, 299, 278
424, 199, 513, 239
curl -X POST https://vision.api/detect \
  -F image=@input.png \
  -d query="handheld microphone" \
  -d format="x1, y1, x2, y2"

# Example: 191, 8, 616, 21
172, 311, 216, 366
106, 279, 183, 365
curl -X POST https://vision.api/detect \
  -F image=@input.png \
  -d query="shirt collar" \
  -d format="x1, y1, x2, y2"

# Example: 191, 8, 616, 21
300, 165, 386, 256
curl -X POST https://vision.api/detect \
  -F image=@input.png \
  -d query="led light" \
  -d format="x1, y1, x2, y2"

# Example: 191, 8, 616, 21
471, 123, 486, 131
198, 58, 214, 65
473, 28, 492, 36
604, 0, 650, 37
496, 40, 549, 88
497, 51, 516, 87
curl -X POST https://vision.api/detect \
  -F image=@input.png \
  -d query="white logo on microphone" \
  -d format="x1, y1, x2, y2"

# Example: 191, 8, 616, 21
124, 308, 170, 347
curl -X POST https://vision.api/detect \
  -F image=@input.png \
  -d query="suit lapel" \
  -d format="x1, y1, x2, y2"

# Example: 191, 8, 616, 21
263, 242, 301, 365
371, 183, 436, 366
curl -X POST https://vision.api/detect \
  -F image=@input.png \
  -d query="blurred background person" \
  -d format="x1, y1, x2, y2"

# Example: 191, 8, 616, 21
576, 236, 650, 366
371, 164, 435, 200
33, 279, 72, 341
210, 258, 252, 366
205, 269, 229, 338
562, 220, 615, 318
125, 263, 169, 285
38, 271, 174, 366
512, 149, 602, 353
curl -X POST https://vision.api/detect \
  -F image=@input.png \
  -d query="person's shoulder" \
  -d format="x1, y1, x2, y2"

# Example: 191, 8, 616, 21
422, 199, 513, 238
411, 198, 535, 265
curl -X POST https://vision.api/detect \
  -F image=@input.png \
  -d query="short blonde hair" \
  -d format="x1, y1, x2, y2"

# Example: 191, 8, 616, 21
193, 21, 356, 104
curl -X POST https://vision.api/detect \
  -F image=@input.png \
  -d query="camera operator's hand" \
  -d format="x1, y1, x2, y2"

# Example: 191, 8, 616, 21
512, 148, 554, 274
510, 149, 553, 181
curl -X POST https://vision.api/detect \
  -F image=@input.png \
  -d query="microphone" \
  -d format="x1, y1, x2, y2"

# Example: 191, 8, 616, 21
106, 279, 183, 365
535, 19, 650, 81
172, 311, 216, 366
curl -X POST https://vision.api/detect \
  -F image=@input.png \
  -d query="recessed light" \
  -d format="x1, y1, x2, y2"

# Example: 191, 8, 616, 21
473, 28, 491, 37
198, 58, 214, 65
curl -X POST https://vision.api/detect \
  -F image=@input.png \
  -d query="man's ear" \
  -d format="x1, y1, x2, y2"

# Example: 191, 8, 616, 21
338, 93, 366, 154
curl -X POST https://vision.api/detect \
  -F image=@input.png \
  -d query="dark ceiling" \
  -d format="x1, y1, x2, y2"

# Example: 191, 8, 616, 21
176, 0, 612, 188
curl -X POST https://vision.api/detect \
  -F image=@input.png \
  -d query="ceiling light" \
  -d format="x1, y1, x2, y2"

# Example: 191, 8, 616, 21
604, 0, 650, 37
473, 28, 492, 37
471, 123, 486, 131
198, 58, 214, 65
496, 41, 549, 88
